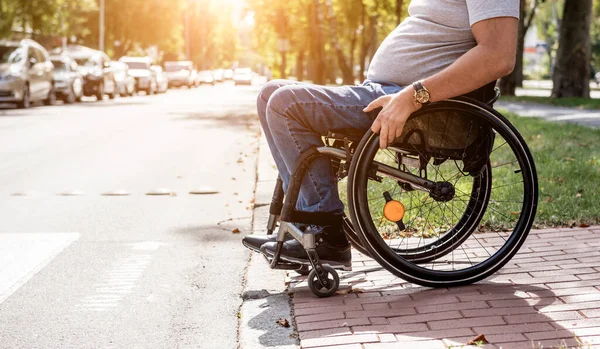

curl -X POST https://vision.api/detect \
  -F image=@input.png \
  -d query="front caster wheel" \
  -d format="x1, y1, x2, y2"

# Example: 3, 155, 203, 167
294, 265, 310, 276
308, 265, 339, 298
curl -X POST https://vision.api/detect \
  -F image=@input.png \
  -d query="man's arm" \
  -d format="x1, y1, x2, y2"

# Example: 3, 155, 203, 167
364, 16, 519, 149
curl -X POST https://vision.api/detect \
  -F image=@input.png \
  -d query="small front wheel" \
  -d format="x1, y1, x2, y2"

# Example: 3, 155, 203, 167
308, 265, 339, 298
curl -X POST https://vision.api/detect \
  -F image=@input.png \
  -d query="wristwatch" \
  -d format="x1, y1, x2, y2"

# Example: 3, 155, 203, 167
412, 80, 431, 106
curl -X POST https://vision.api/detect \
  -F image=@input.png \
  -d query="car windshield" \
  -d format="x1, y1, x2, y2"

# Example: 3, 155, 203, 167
165, 63, 190, 72
0, 46, 24, 64
75, 58, 99, 67
124, 62, 148, 70
51, 60, 67, 70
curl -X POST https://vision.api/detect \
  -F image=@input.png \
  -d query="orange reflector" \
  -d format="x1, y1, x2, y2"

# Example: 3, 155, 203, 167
383, 200, 405, 222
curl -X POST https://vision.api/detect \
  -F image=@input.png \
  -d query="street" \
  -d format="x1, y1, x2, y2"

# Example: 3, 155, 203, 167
0, 85, 261, 348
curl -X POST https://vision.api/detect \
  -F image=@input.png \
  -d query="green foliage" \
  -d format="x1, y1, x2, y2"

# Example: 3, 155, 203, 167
500, 111, 600, 227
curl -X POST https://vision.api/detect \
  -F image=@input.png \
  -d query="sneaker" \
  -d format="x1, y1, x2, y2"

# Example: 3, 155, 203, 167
260, 237, 352, 270
242, 234, 278, 253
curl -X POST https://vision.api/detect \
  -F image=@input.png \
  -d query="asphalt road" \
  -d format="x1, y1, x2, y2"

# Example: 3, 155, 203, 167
0, 84, 261, 348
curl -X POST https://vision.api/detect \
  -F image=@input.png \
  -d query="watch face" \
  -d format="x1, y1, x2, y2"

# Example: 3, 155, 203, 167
416, 89, 430, 104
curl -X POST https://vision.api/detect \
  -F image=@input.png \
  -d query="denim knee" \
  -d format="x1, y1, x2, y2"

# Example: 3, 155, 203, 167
257, 79, 292, 120
265, 85, 299, 120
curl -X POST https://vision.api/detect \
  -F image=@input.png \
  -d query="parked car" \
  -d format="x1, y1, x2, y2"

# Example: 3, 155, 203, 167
223, 69, 234, 81
49, 55, 83, 104
151, 65, 168, 93
120, 56, 157, 95
164, 61, 195, 88
212, 69, 224, 82
111, 61, 136, 97
0, 39, 55, 108
233, 68, 253, 85
73, 53, 117, 100
197, 70, 215, 85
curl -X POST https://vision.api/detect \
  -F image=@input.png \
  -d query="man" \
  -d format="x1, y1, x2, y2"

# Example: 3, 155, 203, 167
242, 0, 519, 269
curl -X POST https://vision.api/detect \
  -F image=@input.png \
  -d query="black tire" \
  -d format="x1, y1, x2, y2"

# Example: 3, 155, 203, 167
17, 84, 30, 109
308, 265, 339, 298
43, 85, 56, 106
109, 81, 118, 99
95, 82, 104, 101
342, 216, 371, 258
65, 85, 76, 104
347, 98, 538, 288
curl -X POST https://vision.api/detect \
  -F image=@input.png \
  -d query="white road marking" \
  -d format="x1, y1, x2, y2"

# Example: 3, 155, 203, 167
0, 233, 80, 304
77, 242, 160, 312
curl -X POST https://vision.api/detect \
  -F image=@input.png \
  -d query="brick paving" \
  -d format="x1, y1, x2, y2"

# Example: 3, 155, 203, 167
287, 226, 600, 349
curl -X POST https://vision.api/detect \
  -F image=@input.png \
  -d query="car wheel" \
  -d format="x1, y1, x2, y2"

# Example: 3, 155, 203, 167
43, 85, 56, 106
65, 84, 76, 104
109, 80, 118, 99
95, 82, 105, 101
17, 84, 31, 109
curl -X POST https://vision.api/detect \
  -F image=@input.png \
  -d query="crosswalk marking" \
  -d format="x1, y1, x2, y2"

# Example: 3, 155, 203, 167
0, 233, 80, 304
77, 243, 160, 312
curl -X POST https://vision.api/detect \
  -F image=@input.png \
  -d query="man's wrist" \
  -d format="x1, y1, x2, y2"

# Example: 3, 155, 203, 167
399, 87, 423, 112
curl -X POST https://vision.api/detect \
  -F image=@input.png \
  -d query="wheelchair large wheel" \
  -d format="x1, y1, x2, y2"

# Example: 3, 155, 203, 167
347, 98, 538, 288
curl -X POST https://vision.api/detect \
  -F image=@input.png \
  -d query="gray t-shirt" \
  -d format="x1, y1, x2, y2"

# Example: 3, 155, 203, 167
367, 0, 519, 86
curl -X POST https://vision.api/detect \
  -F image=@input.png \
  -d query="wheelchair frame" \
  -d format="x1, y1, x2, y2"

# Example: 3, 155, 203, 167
260, 87, 535, 298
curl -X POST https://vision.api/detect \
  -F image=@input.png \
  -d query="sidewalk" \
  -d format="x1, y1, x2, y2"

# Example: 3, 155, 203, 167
496, 100, 600, 128
243, 134, 600, 349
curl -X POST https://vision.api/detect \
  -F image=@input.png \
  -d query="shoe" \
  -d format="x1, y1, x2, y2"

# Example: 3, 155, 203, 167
242, 234, 277, 253
260, 238, 352, 271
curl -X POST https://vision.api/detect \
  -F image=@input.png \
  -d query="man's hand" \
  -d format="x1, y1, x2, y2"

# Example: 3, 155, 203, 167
363, 89, 422, 149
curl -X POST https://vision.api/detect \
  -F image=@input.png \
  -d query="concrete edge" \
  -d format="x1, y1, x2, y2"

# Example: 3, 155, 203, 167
238, 135, 299, 349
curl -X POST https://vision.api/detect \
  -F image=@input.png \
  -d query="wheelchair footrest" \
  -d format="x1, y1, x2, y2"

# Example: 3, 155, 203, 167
261, 253, 303, 270
262, 249, 352, 271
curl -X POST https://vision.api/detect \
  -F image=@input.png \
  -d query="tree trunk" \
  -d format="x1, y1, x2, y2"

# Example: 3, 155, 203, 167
297, 50, 305, 81
309, 0, 326, 84
396, 0, 404, 25
280, 50, 287, 79
551, 0, 592, 98
359, 1, 366, 80
325, 0, 353, 84
499, 0, 533, 96
349, 30, 357, 84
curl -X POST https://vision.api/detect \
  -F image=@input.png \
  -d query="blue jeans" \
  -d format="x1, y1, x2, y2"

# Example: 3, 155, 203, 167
257, 79, 402, 231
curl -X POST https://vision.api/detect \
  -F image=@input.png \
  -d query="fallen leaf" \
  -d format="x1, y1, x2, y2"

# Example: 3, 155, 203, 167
576, 193, 582, 198
545, 197, 553, 203
467, 334, 489, 345
232, 228, 241, 234
580, 223, 591, 228
351, 288, 365, 294
276, 318, 290, 328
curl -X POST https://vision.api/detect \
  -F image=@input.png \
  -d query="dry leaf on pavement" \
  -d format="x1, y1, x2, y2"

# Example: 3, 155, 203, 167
276, 318, 290, 328
232, 228, 241, 234
467, 334, 489, 345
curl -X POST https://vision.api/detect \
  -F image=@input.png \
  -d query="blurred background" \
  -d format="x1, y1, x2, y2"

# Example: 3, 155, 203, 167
0, 0, 598, 97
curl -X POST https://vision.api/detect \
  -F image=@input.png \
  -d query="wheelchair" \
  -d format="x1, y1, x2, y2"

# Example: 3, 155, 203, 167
261, 82, 539, 298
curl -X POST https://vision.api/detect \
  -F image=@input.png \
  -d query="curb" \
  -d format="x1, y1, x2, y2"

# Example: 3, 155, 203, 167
238, 135, 299, 349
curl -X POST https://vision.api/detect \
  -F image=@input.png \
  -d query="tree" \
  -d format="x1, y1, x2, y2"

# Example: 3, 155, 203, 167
535, 1, 563, 76
551, 0, 593, 98
498, 0, 545, 96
